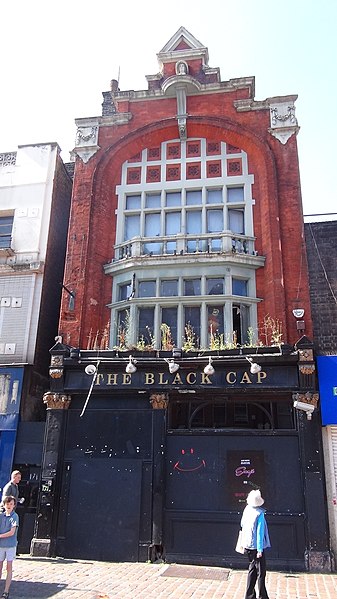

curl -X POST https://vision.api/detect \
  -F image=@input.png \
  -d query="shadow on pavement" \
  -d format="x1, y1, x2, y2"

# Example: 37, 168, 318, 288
7, 580, 68, 598
18, 556, 93, 565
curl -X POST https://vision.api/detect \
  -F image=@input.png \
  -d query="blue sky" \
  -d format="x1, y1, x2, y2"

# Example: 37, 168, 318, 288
1, 0, 336, 219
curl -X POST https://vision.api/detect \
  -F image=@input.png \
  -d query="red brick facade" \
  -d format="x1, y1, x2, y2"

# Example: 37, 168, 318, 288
59, 28, 312, 349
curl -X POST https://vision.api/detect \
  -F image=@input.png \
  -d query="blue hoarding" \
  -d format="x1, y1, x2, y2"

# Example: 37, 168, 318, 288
317, 356, 337, 425
0, 367, 24, 493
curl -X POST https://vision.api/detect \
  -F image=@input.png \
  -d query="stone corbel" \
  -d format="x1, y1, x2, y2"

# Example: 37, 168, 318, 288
73, 119, 100, 163
43, 392, 71, 410
268, 103, 299, 145
176, 86, 187, 141
177, 117, 187, 141
269, 126, 299, 145
150, 393, 169, 409
49, 368, 64, 379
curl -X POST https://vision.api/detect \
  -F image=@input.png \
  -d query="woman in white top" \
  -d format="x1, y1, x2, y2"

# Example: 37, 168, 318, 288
241, 489, 271, 599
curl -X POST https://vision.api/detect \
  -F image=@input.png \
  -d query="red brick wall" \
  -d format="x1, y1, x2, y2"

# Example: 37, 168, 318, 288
59, 87, 312, 347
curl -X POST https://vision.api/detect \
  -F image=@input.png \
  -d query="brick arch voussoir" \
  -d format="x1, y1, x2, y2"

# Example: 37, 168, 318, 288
93, 115, 277, 193
92, 114, 280, 261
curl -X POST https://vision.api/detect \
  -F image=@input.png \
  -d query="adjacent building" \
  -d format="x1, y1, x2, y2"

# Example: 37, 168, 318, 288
305, 219, 337, 563
31, 28, 331, 570
0, 143, 72, 551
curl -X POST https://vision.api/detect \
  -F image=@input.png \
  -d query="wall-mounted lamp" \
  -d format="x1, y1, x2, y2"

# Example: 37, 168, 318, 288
204, 357, 215, 376
80, 360, 100, 418
165, 358, 180, 374
126, 356, 137, 374
84, 364, 97, 376
246, 356, 262, 374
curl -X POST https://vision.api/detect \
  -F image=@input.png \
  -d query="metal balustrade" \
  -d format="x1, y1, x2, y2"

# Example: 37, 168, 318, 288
114, 233, 258, 261
0, 152, 17, 167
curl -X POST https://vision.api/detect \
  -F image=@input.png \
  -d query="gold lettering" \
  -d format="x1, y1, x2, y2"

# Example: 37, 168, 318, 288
145, 373, 155, 385
107, 373, 118, 385
186, 372, 197, 385
172, 372, 183, 385
158, 372, 168, 385
257, 371, 267, 384
226, 371, 237, 384
201, 373, 212, 385
122, 373, 131, 385
240, 371, 252, 384
95, 374, 104, 386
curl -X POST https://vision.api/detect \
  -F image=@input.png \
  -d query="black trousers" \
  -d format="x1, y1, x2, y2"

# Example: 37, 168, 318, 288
244, 549, 269, 599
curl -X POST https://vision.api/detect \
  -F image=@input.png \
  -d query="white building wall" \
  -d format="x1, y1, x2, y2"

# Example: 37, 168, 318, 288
0, 143, 58, 364
0, 144, 57, 262
322, 426, 337, 566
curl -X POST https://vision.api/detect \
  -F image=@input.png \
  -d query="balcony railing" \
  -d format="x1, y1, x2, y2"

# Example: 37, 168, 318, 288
113, 232, 258, 261
0, 152, 17, 167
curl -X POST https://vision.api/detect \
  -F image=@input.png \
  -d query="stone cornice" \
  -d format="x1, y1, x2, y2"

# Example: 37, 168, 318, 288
158, 47, 209, 66
234, 94, 298, 113
74, 114, 132, 128
0, 260, 44, 274
104, 252, 265, 278
100, 76, 255, 105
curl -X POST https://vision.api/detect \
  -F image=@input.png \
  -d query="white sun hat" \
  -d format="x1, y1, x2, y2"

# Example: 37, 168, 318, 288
246, 489, 265, 507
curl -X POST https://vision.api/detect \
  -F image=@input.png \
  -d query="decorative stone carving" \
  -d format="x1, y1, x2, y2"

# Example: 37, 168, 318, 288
50, 355, 64, 367
176, 87, 187, 141
176, 60, 189, 76
299, 364, 316, 375
270, 105, 297, 126
76, 126, 98, 145
43, 392, 71, 410
49, 368, 64, 379
73, 118, 100, 163
299, 349, 314, 362
298, 348, 315, 374
269, 101, 299, 144
150, 393, 169, 409
177, 117, 187, 141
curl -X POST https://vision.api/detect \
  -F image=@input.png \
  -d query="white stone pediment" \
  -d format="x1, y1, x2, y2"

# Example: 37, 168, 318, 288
159, 26, 205, 54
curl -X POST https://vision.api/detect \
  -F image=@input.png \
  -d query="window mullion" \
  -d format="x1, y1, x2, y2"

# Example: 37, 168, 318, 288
200, 301, 207, 348
154, 304, 160, 349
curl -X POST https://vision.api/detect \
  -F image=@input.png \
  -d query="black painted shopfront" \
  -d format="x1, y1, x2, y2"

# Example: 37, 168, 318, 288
31, 341, 332, 571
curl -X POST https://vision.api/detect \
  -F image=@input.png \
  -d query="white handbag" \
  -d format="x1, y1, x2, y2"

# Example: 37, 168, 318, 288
235, 530, 245, 554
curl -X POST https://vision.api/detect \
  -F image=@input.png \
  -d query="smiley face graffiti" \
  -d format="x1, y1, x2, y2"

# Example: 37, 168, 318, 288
173, 448, 206, 472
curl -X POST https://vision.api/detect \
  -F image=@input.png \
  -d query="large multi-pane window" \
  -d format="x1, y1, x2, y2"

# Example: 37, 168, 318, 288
122, 186, 246, 246
115, 275, 254, 349
111, 138, 259, 349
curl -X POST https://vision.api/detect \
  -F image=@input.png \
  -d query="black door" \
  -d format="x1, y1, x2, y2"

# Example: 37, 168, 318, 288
57, 407, 155, 561
63, 459, 142, 561
164, 433, 306, 569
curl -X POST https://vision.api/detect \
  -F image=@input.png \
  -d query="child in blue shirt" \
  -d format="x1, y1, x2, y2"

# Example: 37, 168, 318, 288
0, 496, 19, 599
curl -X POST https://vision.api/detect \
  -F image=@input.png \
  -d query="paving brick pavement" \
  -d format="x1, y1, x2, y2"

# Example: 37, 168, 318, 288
1, 556, 336, 599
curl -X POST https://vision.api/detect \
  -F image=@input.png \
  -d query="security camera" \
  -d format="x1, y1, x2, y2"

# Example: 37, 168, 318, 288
293, 400, 315, 420
85, 364, 97, 376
